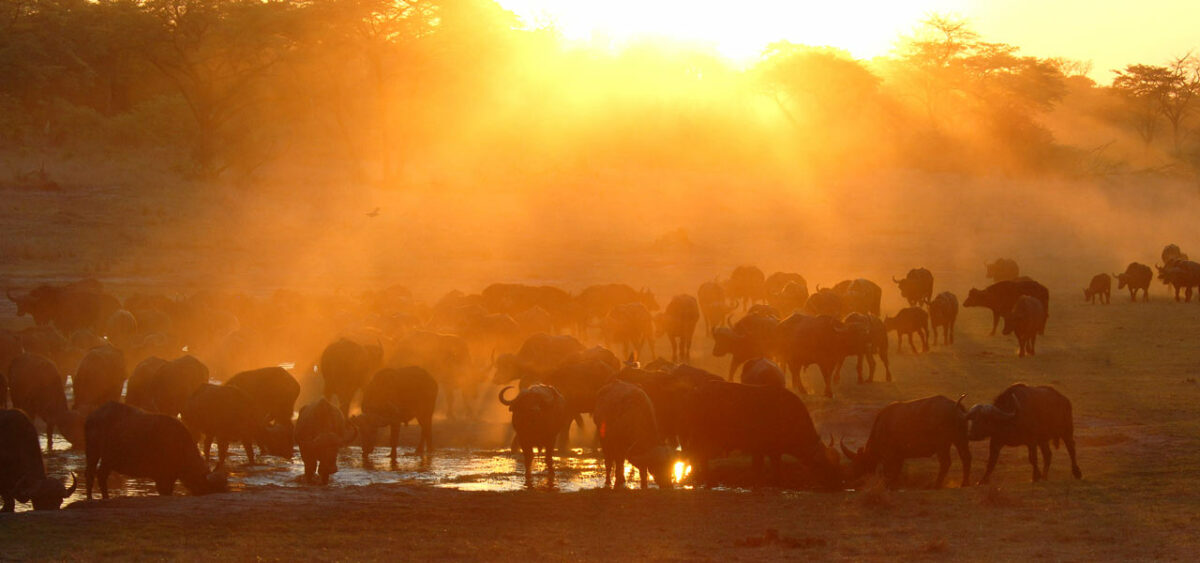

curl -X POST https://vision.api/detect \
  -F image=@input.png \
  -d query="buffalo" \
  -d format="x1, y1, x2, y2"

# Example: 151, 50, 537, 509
225, 366, 301, 430
7, 354, 83, 451
604, 302, 655, 360
655, 294, 700, 363
985, 259, 1020, 282
72, 345, 127, 416
840, 312, 891, 383
1114, 262, 1152, 302
681, 381, 840, 488
697, 280, 734, 336
617, 364, 723, 448
803, 286, 845, 317
85, 401, 227, 498
124, 355, 209, 418
894, 268, 934, 306
592, 380, 674, 489
1083, 273, 1112, 305
832, 279, 882, 316
841, 395, 970, 489
353, 367, 438, 464
1155, 260, 1200, 302
7, 280, 120, 336
1003, 296, 1046, 357
712, 312, 779, 378
544, 358, 618, 447
391, 331, 476, 419
319, 338, 383, 417
967, 384, 1082, 484
928, 292, 958, 345
1, 409, 77, 511
576, 284, 658, 335
765, 273, 808, 314
294, 398, 358, 484
962, 279, 1050, 335
1162, 243, 1188, 265
883, 307, 929, 354
499, 384, 571, 487
182, 384, 293, 466
740, 357, 785, 387
726, 266, 767, 310
493, 333, 585, 387
774, 313, 853, 397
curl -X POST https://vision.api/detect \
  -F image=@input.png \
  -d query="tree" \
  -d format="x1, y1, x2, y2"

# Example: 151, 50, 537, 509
756, 42, 880, 131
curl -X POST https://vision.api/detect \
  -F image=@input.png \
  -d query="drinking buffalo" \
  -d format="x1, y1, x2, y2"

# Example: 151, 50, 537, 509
841, 395, 970, 489
499, 384, 571, 487
1, 409, 77, 511
593, 380, 674, 489
181, 384, 293, 466
294, 398, 358, 484
967, 383, 1081, 484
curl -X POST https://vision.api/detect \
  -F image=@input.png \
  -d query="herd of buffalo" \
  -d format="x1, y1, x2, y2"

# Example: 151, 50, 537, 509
2, 244, 1192, 511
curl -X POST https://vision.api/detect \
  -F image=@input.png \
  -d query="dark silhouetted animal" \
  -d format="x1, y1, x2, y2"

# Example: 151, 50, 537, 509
773, 314, 851, 397
1155, 260, 1200, 302
1162, 243, 1187, 265
499, 384, 571, 486
765, 272, 808, 314
741, 357, 785, 387
962, 279, 1050, 335
392, 331, 475, 419
104, 309, 139, 350
726, 266, 767, 310
7, 354, 83, 451
1002, 296, 1046, 357
617, 364, 723, 448
124, 355, 209, 418
682, 381, 840, 488
1, 409, 77, 511
894, 268, 934, 306
656, 294, 700, 363
353, 367, 438, 463
294, 398, 358, 484
225, 366, 300, 448
85, 401, 227, 498
928, 292, 958, 345
697, 281, 734, 336
985, 259, 1020, 282
493, 333, 585, 387
72, 345, 127, 416
1084, 273, 1112, 304
841, 395, 970, 489
576, 284, 658, 335
1114, 262, 1152, 302
604, 302, 655, 360
831, 278, 882, 316
883, 307, 929, 353
319, 338, 383, 417
967, 384, 1081, 484
712, 312, 779, 378
840, 313, 891, 383
182, 384, 293, 466
544, 358, 617, 446
6, 280, 120, 336
803, 287, 844, 317
592, 380, 674, 489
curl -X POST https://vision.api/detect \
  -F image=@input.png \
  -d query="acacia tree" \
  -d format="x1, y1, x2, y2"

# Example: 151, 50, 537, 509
756, 42, 880, 131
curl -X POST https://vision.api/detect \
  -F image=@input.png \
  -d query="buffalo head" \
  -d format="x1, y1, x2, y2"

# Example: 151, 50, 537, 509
14, 473, 77, 510
711, 327, 737, 357
965, 397, 1020, 441
627, 445, 676, 490
961, 288, 985, 308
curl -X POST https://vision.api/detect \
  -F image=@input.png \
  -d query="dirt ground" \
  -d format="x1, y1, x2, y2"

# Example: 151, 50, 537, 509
2, 166, 1200, 560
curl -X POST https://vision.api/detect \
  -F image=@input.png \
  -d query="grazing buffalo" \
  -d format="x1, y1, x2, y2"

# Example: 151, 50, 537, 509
841, 395, 970, 489
182, 384, 293, 466
72, 345, 127, 415
593, 380, 674, 489
741, 357, 785, 387
682, 381, 840, 488
712, 312, 779, 378
7, 280, 120, 336
499, 384, 571, 487
1114, 262, 1152, 302
840, 313, 891, 383
85, 402, 227, 498
1003, 296, 1046, 357
1162, 243, 1187, 265
962, 279, 1050, 335
967, 384, 1081, 484
319, 338, 383, 417
7, 354, 83, 451
697, 281, 734, 336
928, 292, 958, 345
225, 367, 301, 428
765, 273, 808, 314
1083, 273, 1112, 304
894, 268, 934, 306
985, 258, 1020, 282
883, 307, 929, 354
294, 398, 358, 484
1155, 260, 1200, 302
493, 333, 585, 387
726, 266, 767, 310
604, 302, 655, 360
124, 355, 209, 418
1, 409, 77, 511
392, 331, 475, 419
656, 295, 700, 363
353, 367, 438, 463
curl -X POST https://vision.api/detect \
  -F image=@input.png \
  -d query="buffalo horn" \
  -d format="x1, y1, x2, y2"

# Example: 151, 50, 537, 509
839, 438, 857, 461
65, 473, 78, 496
955, 393, 967, 411
498, 386, 516, 406
893, 276, 902, 284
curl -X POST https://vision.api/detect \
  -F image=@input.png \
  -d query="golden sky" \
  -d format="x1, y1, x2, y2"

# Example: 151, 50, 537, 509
498, 0, 1199, 82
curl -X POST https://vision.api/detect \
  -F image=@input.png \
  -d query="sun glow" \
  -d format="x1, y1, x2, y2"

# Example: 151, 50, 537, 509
673, 461, 692, 484
498, 0, 961, 63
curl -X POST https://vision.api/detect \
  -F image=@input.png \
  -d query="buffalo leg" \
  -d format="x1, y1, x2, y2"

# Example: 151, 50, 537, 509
990, 311, 1000, 335
1027, 444, 1041, 481
920, 329, 929, 352
522, 446, 534, 487
865, 352, 877, 382
907, 333, 918, 354
97, 462, 112, 499
789, 365, 808, 395
545, 447, 556, 486
45, 423, 54, 453
949, 320, 955, 344
216, 439, 229, 468
979, 441, 1003, 485
883, 459, 903, 490
1039, 441, 1052, 479
243, 436, 256, 465
419, 418, 433, 456
1029, 334, 1037, 356
820, 365, 833, 398
615, 456, 627, 488
934, 448, 951, 489
203, 435, 214, 460
956, 440, 972, 487
1, 495, 13, 512
639, 466, 649, 489
604, 458, 613, 488
155, 479, 175, 496
1064, 436, 1083, 479
389, 425, 400, 461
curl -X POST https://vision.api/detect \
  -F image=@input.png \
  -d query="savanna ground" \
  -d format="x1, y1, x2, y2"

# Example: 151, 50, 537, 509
2, 157, 1200, 560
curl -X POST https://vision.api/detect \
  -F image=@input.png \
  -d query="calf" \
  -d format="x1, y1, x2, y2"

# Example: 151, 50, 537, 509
1114, 262, 1152, 302
353, 367, 438, 464
1083, 273, 1111, 304
1003, 296, 1045, 357
967, 383, 1081, 484
592, 380, 674, 489
85, 401, 227, 498
499, 384, 571, 486
928, 292, 958, 345
1, 409, 77, 511
841, 395, 970, 489
883, 307, 929, 353
7, 354, 83, 451
294, 398, 358, 484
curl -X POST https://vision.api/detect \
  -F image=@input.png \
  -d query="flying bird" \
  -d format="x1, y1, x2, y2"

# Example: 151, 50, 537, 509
366, 207, 380, 218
